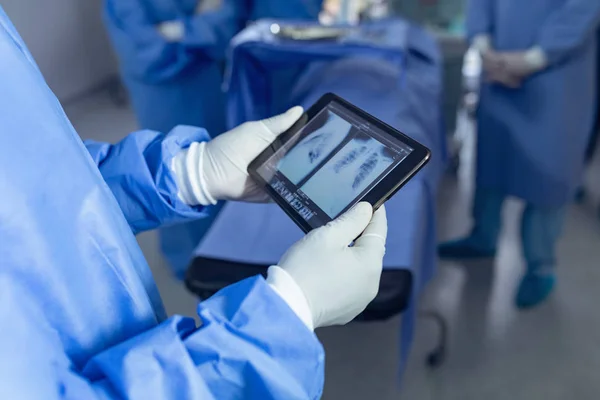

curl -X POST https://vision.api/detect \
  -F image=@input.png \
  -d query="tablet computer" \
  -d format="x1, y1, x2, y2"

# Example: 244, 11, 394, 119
248, 93, 431, 233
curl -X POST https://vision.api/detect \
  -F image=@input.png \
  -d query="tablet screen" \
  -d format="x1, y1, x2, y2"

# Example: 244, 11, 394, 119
256, 100, 414, 229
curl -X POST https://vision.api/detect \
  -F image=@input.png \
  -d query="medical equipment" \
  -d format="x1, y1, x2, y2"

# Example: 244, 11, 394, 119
271, 23, 351, 41
248, 93, 430, 232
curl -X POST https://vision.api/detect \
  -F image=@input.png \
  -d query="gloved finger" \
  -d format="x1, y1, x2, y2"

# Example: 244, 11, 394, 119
497, 71, 522, 88
481, 50, 503, 69
482, 63, 503, 82
157, 21, 185, 42
324, 202, 373, 246
260, 106, 305, 138
239, 186, 272, 203
486, 65, 521, 88
355, 205, 387, 252
230, 107, 305, 170
503, 77, 521, 89
241, 107, 305, 156
483, 68, 505, 83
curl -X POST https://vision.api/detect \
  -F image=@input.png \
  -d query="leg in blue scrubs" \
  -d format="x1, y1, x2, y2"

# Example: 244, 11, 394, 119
439, 188, 566, 308
438, 188, 502, 259
517, 202, 566, 309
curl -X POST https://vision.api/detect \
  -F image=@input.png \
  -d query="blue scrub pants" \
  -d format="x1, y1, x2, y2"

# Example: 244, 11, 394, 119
470, 188, 566, 271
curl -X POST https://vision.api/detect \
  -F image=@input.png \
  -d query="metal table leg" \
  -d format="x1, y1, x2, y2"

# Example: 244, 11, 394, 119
420, 310, 448, 368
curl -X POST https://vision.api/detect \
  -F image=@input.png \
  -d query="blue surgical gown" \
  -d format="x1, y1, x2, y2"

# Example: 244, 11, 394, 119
0, 7, 324, 399
103, 0, 324, 276
468, 0, 600, 207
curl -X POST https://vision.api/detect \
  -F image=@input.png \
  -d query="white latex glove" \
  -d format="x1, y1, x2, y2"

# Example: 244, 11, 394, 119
471, 35, 519, 88
195, 1, 204, 14
157, 20, 185, 42
499, 47, 548, 78
195, 0, 220, 14
172, 107, 305, 205
271, 202, 387, 329
482, 49, 522, 89
472, 34, 492, 54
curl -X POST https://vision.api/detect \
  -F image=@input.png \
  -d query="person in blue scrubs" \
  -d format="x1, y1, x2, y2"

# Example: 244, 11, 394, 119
439, 0, 600, 309
103, 0, 324, 278
0, 7, 386, 399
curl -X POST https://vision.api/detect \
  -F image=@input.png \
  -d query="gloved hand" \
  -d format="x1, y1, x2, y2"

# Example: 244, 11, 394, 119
472, 34, 520, 89
482, 49, 522, 88
195, 1, 204, 14
157, 20, 185, 42
471, 34, 527, 88
498, 47, 548, 79
172, 107, 305, 205
195, 0, 219, 14
271, 203, 387, 329
158, 1, 213, 40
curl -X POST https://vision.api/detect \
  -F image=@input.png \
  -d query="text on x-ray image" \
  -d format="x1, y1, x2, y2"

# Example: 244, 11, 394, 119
271, 180, 315, 221
299, 132, 401, 218
277, 110, 352, 185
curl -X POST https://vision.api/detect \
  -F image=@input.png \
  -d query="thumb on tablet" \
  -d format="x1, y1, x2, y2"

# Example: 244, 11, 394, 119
325, 202, 374, 246
355, 204, 387, 253
261, 106, 305, 137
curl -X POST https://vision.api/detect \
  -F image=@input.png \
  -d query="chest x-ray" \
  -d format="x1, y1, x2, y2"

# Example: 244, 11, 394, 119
278, 110, 353, 184
300, 132, 398, 218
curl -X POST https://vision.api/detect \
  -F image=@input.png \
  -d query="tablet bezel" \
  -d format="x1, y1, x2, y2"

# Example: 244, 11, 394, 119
248, 92, 431, 233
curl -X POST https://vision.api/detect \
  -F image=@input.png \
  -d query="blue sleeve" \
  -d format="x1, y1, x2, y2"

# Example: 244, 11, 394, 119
83, 278, 324, 399
103, 0, 246, 82
183, 0, 248, 59
85, 126, 210, 234
466, 0, 495, 41
0, 278, 324, 399
536, 0, 600, 65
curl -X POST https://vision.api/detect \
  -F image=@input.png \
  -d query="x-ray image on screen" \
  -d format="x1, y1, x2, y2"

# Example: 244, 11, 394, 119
299, 132, 397, 218
277, 109, 353, 184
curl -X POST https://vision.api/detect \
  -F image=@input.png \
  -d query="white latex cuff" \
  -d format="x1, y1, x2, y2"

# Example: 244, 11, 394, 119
266, 266, 314, 331
157, 20, 185, 42
171, 142, 217, 206
472, 34, 491, 53
525, 46, 549, 70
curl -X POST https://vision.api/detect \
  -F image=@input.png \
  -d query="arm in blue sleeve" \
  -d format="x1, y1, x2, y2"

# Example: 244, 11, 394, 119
1, 278, 324, 399
83, 277, 324, 399
104, 0, 190, 81
85, 126, 210, 234
466, 0, 495, 41
536, 0, 600, 65
182, 0, 249, 59
103, 0, 245, 81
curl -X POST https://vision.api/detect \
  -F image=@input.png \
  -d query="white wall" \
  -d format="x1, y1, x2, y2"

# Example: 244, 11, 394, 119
2, 0, 118, 102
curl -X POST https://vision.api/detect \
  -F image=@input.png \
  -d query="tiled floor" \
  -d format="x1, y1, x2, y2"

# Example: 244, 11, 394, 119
66, 91, 600, 400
